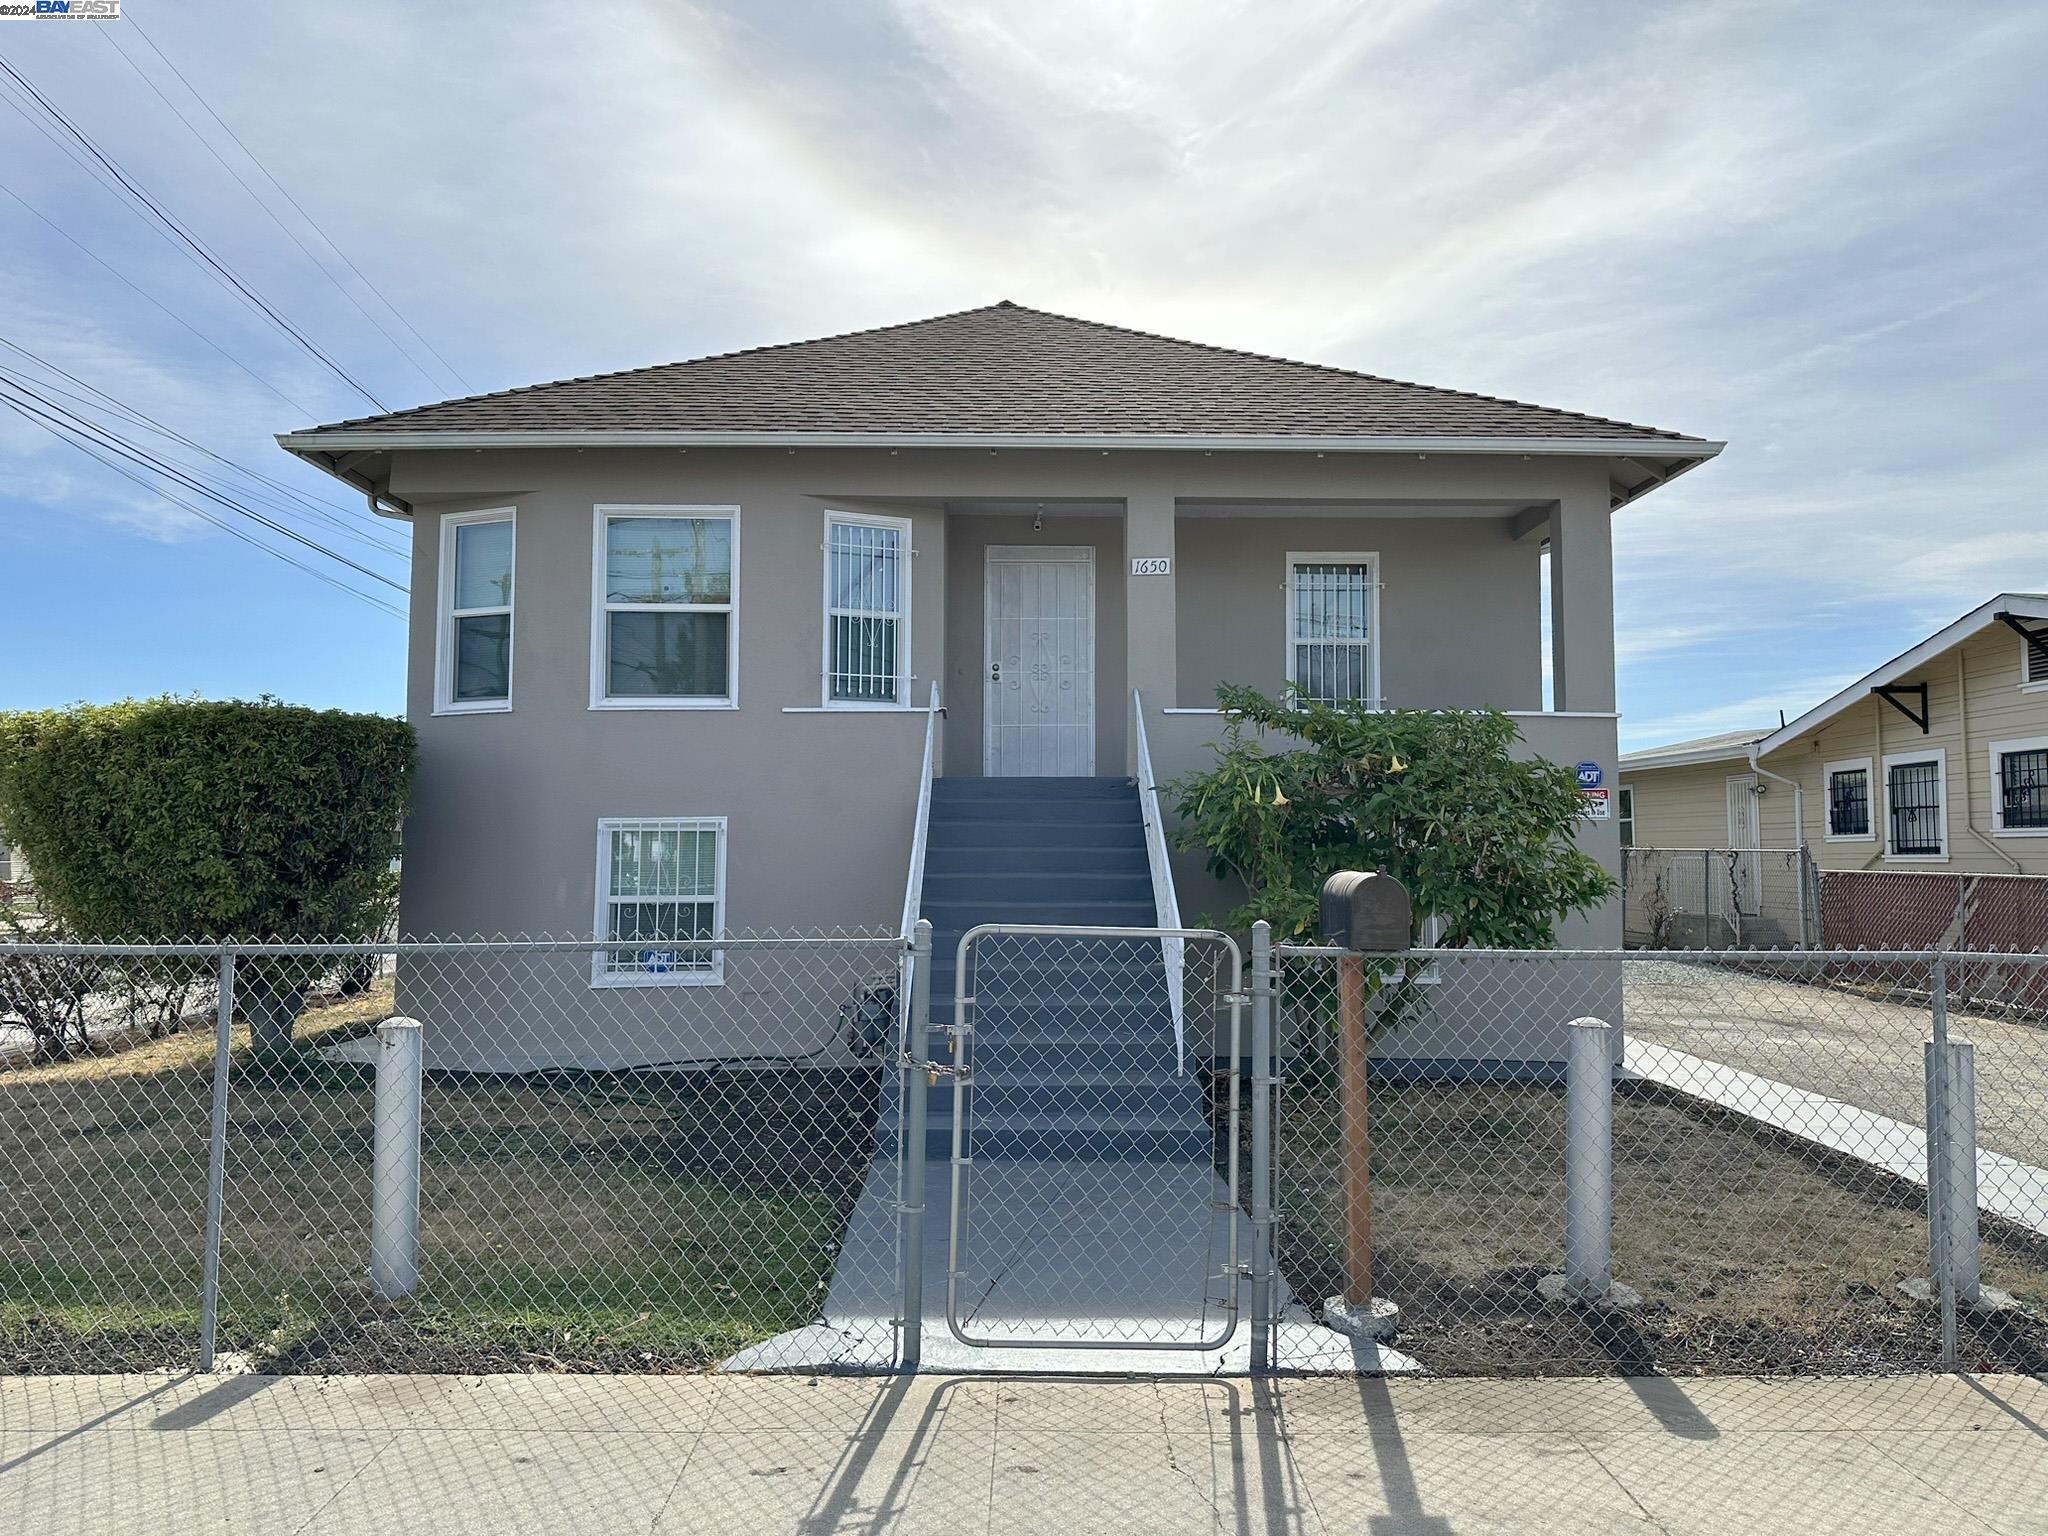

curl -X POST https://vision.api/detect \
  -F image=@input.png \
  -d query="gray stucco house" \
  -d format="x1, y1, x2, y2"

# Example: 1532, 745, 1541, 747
279, 302, 1718, 1068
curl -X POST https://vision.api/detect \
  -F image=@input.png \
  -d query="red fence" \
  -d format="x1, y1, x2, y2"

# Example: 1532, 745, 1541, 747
1820, 869, 2048, 1011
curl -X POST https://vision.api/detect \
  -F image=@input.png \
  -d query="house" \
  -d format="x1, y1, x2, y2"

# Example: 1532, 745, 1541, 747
279, 301, 1719, 1067
1620, 594, 2048, 945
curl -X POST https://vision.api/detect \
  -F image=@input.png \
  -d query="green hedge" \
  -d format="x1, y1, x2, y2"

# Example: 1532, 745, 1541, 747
0, 697, 414, 941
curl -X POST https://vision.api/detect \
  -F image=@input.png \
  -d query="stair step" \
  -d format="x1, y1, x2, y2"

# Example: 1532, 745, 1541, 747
932, 798, 1138, 826
925, 846, 1146, 876
932, 776, 1136, 800
923, 871, 1153, 903
926, 820, 1145, 850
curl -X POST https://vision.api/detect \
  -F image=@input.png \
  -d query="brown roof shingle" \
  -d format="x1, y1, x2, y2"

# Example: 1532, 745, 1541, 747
288, 302, 1703, 445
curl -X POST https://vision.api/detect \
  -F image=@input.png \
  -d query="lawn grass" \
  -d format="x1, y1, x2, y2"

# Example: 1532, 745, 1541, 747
2, 979, 878, 1374
1269, 1074, 2048, 1376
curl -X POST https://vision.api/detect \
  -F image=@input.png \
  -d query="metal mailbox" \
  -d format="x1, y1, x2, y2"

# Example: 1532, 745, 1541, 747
1319, 870, 1413, 952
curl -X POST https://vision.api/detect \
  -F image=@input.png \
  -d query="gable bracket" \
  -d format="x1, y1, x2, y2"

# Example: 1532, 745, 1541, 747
1995, 611, 2048, 671
1872, 682, 1930, 733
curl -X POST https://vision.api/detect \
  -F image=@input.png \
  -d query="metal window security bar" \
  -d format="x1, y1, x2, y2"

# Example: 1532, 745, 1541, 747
826, 515, 905, 704
8, 933, 2048, 1380
1287, 559, 1374, 706
1889, 759, 1943, 855
1829, 766, 1871, 837
2002, 748, 2048, 830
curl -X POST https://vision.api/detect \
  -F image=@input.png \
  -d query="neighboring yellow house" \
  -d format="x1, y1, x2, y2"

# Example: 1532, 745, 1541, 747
1622, 593, 2048, 879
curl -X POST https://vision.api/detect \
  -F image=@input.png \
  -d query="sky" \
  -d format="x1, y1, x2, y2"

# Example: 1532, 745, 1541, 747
0, 0, 2043, 749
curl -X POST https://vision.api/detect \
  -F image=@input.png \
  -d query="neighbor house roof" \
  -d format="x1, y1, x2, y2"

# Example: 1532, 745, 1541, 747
1620, 728, 1772, 773
1752, 593, 2048, 757
278, 302, 1720, 514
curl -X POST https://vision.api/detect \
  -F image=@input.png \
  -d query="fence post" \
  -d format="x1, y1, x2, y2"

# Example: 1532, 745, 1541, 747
197, 950, 235, 1372
369, 1017, 425, 1301
898, 919, 933, 1372
1248, 920, 1276, 1373
1540, 1016, 1637, 1309
1926, 954, 1959, 1366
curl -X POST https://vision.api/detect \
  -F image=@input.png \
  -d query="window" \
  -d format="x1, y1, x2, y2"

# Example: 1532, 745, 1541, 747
1824, 758, 1873, 840
1617, 787, 1635, 849
0, 832, 18, 886
2021, 629, 2048, 689
593, 818, 725, 985
1991, 736, 2048, 835
1285, 552, 1378, 707
593, 507, 738, 707
823, 512, 910, 706
1883, 750, 1947, 859
437, 509, 514, 711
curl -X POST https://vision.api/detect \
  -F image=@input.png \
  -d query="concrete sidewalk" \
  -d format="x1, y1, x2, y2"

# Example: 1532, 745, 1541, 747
4, 1371, 2046, 1533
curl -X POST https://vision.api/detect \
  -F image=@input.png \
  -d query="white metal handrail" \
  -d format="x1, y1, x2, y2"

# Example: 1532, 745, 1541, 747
1132, 691, 1187, 1070
899, 680, 942, 942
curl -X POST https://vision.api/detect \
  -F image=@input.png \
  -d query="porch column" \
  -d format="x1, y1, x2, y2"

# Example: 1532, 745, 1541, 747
1125, 490, 1178, 773
1547, 485, 1616, 713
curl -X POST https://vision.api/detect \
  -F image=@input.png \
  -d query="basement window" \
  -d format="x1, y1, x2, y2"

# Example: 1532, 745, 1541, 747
593, 818, 726, 986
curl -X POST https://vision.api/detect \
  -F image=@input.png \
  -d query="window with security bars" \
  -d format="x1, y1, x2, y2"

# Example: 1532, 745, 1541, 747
1999, 746, 2048, 831
1827, 766, 1870, 837
1886, 757, 1944, 857
594, 817, 724, 984
825, 513, 908, 705
1286, 555, 1375, 706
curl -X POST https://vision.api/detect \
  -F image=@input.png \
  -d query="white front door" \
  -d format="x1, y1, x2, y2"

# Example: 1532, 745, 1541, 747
1723, 774, 1761, 915
985, 546, 1095, 776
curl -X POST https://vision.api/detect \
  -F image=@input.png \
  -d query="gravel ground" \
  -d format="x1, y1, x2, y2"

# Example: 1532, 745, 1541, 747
1621, 958, 2048, 1169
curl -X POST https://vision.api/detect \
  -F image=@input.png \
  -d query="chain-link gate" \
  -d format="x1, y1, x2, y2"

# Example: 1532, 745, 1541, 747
943, 924, 1244, 1351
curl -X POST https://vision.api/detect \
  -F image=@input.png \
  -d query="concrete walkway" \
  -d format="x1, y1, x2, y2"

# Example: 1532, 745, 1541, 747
4, 1370, 2045, 1533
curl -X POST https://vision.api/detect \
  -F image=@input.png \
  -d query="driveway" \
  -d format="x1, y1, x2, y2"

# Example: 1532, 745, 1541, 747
1623, 959, 2048, 1170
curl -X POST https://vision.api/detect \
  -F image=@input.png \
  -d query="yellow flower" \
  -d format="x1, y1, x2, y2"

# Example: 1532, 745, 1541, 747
1390, 754, 1407, 773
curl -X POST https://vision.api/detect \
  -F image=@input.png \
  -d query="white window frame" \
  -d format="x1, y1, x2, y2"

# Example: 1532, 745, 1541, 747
821, 510, 913, 709
2019, 631, 2048, 693
590, 505, 740, 710
1881, 747, 1948, 863
1989, 734, 2048, 837
1617, 785, 1635, 848
1283, 551, 1381, 709
434, 507, 515, 714
591, 816, 727, 987
1822, 756, 1875, 843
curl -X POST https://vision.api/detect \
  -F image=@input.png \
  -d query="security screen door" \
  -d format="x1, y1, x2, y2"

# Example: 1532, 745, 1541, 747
984, 546, 1095, 777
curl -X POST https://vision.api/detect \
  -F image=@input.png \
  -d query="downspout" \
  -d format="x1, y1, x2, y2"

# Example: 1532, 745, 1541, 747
1748, 743, 1809, 947
1955, 648, 2023, 873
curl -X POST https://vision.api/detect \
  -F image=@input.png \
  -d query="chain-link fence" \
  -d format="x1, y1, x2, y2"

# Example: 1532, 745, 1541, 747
7, 928, 2048, 1381
1263, 941, 2048, 1377
1623, 847, 1816, 949
2, 933, 909, 1376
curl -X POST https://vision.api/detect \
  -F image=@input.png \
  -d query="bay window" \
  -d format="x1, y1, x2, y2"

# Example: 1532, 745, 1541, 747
593, 506, 738, 707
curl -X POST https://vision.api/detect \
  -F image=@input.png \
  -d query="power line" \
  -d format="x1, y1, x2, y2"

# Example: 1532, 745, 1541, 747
0, 336, 408, 558
0, 174, 320, 419
123, 12, 473, 397
0, 371, 407, 601
0, 50, 390, 413
100, 23, 461, 398
0, 391, 405, 621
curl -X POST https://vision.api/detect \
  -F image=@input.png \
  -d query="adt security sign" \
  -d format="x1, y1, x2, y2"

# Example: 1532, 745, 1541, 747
1575, 761, 1603, 788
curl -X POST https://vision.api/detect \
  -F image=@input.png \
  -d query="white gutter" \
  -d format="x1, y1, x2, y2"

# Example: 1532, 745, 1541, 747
278, 428, 1724, 457
1746, 743, 1810, 946
1619, 740, 1764, 772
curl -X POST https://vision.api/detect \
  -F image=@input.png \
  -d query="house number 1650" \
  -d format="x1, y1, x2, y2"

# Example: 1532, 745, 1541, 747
1130, 557, 1172, 576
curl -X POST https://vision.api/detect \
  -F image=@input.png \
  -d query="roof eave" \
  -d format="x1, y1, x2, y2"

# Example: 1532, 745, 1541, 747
1755, 593, 2048, 756
1619, 742, 1763, 773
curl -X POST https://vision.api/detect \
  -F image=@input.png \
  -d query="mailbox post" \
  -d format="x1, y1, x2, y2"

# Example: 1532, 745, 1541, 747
1320, 871, 1410, 1340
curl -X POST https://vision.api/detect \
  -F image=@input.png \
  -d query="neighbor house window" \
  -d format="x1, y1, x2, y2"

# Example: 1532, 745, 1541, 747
1991, 737, 2048, 834
1285, 552, 1377, 707
1617, 787, 1635, 849
824, 511, 910, 706
437, 509, 514, 711
593, 817, 725, 985
1824, 758, 1873, 840
1883, 750, 1947, 859
593, 507, 738, 707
